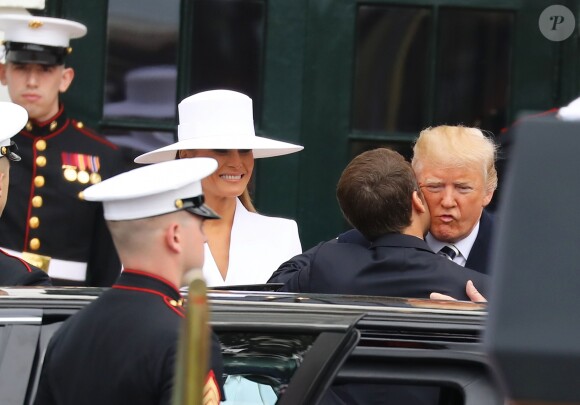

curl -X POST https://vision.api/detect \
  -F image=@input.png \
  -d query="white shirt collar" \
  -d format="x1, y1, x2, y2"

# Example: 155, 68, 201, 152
425, 221, 480, 266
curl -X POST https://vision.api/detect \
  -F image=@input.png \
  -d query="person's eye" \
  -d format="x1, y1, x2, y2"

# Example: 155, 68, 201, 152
424, 185, 442, 192
211, 149, 229, 154
239, 149, 251, 154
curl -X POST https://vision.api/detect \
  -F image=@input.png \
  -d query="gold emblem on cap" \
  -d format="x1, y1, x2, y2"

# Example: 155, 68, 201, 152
35, 139, 46, 151
29, 238, 41, 251
175, 199, 184, 209
34, 175, 45, 188
28, 20, 44, 29
0, 146, 6, 156
77, 170, 90, 184
89, 172, 101, 184
49, 121, 58, 131
36, 156, 47, 167
78, 191, 85, 200
32, 196, 43, 208
67, 47, 73, 55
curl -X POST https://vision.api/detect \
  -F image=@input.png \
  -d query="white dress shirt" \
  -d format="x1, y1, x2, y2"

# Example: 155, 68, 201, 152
426, 221, 480, 267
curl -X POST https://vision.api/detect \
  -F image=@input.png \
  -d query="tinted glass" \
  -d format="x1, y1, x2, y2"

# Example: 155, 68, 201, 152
101, 128, 174, 169
189, 0, 265, 122
104, 0, 180, 120
435, 8, 514, 134
353, 6, 431, 133
218, 332, 315, 402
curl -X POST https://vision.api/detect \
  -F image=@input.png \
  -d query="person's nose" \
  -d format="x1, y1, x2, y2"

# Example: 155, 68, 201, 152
440, 187, 457, 208
26, 70, 38, 88
226, 151, 243, 168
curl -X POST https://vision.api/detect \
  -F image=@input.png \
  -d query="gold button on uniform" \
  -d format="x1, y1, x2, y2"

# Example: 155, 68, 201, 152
35, 139, 46, 151
34, 176, 45, 187
32, 196, 43, 208
49, 121, 58, 131
36, 156, 47, 167
76, 121, 84, 129
29, 217, 40, 229
29, 238, 40, 251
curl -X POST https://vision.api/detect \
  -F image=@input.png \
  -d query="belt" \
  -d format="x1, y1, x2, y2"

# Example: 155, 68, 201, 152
2, 248, 88, 282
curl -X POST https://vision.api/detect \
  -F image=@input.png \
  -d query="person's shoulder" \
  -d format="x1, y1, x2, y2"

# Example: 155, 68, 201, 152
0, 250, 52, 286
66, 118, 120, 152
245, 210, 298, 229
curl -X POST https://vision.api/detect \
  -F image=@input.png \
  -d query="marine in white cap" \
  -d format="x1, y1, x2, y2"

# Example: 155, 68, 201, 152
0, 101, 51, 286
0, 14, 126, 286
34, 157, 225, 405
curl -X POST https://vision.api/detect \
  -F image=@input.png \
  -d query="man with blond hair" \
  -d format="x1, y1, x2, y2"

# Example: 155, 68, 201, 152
337, 125, 497, 275
412, 125, 497, 274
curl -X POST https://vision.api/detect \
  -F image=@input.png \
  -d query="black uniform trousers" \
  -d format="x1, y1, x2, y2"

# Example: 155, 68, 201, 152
34, 270, 224, 405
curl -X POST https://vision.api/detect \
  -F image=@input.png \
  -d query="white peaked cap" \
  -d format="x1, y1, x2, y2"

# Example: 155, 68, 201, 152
134, 89, 303, 164
0, 101, 27, 147
0, 14, 86, 47
82, 158, 220, 221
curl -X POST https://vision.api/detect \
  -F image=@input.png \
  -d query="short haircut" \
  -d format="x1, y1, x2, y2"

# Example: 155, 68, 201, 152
411, 125, 498, 193
337, 148, 418, 240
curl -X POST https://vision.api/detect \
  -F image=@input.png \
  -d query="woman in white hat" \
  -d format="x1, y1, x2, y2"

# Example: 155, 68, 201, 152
135, 90, 303, 287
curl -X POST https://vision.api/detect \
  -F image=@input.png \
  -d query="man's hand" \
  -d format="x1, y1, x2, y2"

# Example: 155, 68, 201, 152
430, 280, 487, 302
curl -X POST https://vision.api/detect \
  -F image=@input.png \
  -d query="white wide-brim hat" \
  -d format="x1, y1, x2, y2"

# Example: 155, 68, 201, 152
134, 89, 303, 164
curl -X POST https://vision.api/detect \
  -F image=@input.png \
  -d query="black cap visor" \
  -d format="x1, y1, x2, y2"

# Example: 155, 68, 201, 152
4, 42, 68, 66
180, 195, 220, 219
0, 141, 21, 162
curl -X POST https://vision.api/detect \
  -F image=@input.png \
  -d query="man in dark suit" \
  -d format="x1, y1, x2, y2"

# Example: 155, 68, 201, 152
0, 101, 51, 286
34, 158, 224, 405
269, 148, 488, 300
339, 125, 497, 275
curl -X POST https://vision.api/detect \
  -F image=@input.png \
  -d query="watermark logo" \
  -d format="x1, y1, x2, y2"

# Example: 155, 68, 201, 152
539, 5, 576, 41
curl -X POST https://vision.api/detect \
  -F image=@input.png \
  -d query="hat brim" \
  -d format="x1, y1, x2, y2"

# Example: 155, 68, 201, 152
134, 135, 303, 164
103, 101, 176, 119
185, 204, 220, 220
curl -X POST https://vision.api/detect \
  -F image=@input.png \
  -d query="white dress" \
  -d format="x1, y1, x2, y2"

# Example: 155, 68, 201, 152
202, 198, 302, 287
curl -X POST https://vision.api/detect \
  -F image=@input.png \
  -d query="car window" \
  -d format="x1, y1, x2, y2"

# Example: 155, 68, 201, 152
218, 332, 315, 404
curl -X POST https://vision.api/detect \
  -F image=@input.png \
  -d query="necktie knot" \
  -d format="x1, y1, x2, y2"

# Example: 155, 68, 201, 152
438, 245, 458, 261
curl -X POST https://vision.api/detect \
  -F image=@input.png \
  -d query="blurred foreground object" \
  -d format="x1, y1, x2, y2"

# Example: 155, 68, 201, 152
485, 117, 580, 404
173, 270, 220, 405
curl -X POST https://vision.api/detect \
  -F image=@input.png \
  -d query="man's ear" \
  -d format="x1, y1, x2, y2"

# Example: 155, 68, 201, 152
412, 190, 427, 214
58, 67, 75, 93
164, 222, 183, 254
0, 63, 7, 86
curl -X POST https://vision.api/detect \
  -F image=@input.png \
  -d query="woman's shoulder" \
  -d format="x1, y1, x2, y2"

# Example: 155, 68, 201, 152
245, 210, 298, 229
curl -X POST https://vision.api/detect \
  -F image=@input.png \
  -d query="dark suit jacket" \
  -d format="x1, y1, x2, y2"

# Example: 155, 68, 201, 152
337, 210, 495, 275
269, 233, 488, 300
0, 249, 51, 286
34, 270, 224, 405
465, 210, 494, 274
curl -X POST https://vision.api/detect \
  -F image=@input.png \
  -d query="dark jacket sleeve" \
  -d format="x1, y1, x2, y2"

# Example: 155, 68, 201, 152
268, 243, 326, 292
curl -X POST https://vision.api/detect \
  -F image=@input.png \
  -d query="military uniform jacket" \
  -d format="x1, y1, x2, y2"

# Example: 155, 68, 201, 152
269, 233, 489, 300
34, 270, 224, 405
0, 248, 51, 286
0, 106, 124, 286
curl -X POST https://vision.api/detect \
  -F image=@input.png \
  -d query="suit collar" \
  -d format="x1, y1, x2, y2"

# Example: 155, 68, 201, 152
370, 233, 434, 253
